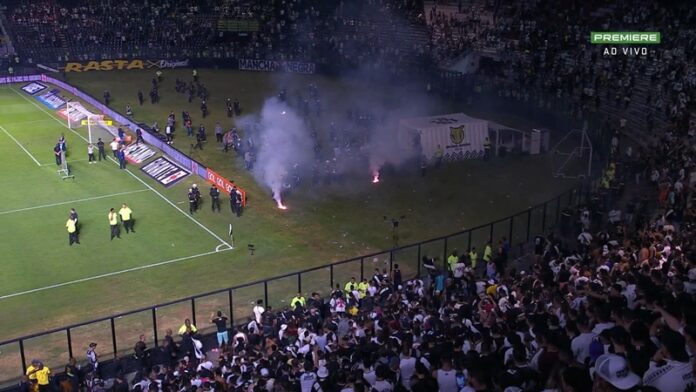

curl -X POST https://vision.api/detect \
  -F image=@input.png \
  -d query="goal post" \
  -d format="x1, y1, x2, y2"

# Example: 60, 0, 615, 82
550, 129, 593, 179
65, 102, 113, 143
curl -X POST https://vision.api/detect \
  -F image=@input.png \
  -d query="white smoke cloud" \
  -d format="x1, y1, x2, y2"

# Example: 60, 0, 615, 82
250, 98, 314, 205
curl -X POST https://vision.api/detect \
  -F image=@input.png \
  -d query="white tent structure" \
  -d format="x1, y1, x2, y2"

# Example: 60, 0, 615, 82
398, 113, 489, 161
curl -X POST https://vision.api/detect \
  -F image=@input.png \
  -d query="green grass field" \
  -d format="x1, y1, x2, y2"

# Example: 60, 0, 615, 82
0, 70, 579, 380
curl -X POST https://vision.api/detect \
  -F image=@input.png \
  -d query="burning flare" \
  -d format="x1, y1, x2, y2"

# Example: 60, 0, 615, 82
372, 172, 380, 184
276, 199, 288, 210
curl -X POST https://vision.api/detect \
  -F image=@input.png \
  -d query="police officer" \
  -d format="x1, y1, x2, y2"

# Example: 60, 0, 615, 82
226, 98, 233, 117
209, 186, 221, 212
234, 188, 243, 217
192, 184, 201, 205
230, 189, 238, 216
96, 138, 107, 161
188, 188, 197, 214
201, 100, 208, 118
54, 143, 62, 165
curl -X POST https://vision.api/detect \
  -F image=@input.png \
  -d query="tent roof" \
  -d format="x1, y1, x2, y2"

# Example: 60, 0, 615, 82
399, 113, 486, 130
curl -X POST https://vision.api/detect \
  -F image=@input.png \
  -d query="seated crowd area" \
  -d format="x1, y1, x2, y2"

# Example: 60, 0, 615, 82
4, 0, 696, 391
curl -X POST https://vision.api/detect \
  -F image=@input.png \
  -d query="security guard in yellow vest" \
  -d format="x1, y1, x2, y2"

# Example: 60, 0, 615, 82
469, 247, 478, 270
290, 292, 306, 310
108, 208, 121, 240
66, 216, 79, 245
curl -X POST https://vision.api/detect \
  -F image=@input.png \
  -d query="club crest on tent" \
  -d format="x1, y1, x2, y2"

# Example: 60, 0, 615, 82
450, 125, 465, 145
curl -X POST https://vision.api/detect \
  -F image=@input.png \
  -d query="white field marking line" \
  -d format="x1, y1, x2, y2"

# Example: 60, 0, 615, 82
40, 157, 89, 166
0, 189, 150, 216
0, 124, 41, 166
10, 87, 234, 250
116, 161, 234, 249
215, 243, 233, 252
0, 247, 233, 300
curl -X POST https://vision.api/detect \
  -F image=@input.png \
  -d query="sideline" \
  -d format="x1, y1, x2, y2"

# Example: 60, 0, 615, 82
0, 189, 150, 215
0, 124, 42, 166
0, 248, 233, 300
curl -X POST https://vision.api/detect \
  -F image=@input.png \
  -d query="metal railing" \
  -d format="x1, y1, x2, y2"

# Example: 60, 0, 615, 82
0, 182, 588, 384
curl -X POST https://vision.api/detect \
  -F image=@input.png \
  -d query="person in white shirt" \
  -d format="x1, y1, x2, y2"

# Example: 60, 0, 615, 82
571, 317, 596, 365
110, 138, 119, 157
434, 358, 458, 392
453, 261, 466, 280
370, 365, 393, 392
399, 348, 417, 391
252, 299, 264, 324
643, 329, 695, 392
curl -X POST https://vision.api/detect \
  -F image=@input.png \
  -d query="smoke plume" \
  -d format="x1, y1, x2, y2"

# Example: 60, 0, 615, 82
249, 98, 314, 206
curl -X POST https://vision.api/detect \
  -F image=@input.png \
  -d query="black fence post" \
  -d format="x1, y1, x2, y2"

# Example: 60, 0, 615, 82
67, 328, 73, 358
191, 299, 197, 326
468, 230, 472, 250
110, 317, 117, 358
442, 238, 448, 270
526, 209, 532, 241
264, 281, 269, 307
152, 308, 158, 347
360, 258, 364, 281
542, 202, 547, 232
228, 290, 234, 325
555, 196, 561, 224
330, 265, 334, 289
389, 250, 394, 273
297, 273, 302, 293
508, 217, 513, 244
417, 243, 421, 278
19, 339, 26, 374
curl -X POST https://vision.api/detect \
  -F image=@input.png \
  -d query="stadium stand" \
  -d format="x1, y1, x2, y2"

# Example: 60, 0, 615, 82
2, 0, 695, 391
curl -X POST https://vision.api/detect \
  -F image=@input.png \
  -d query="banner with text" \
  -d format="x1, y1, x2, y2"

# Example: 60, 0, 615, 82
124, 143, 156, 164
238, 59, 316, 74
141, 156, 190, 187
21, 82, 47, 95
205, 168, 246, 206
36, 89, 66, 109
62, 59, 190, 73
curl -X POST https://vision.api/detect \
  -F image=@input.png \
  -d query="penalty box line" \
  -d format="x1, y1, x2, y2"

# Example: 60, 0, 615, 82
0, 247, 233, 300
0, 188, 150, 216
9, 86, 234, 250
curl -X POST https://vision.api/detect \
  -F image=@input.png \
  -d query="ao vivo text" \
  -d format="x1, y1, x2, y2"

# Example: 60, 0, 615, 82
603, 47, 648, 56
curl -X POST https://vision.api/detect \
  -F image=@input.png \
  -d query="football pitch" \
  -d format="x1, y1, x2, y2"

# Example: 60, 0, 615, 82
0, 71, 579, 379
